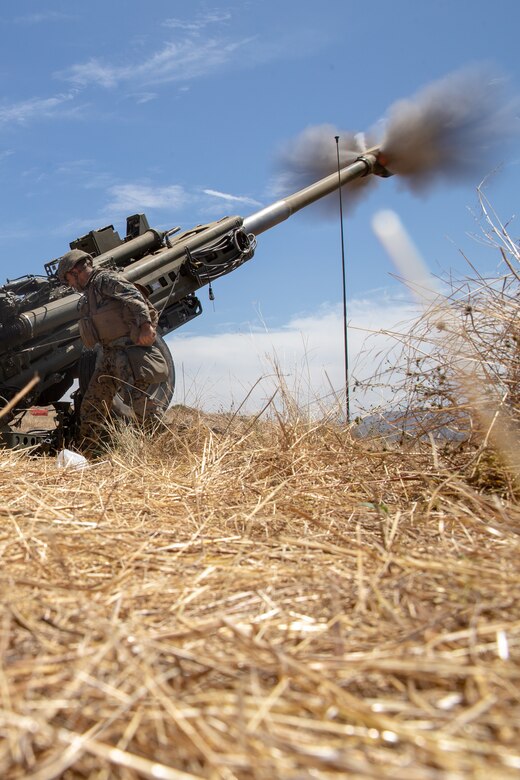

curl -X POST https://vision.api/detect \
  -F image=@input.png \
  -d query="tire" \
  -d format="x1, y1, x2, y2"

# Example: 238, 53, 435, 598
77, 334, 175, 419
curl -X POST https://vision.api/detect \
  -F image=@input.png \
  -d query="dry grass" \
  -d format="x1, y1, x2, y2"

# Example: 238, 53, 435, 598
2, 206, 520, 778
1, 403, 519, 779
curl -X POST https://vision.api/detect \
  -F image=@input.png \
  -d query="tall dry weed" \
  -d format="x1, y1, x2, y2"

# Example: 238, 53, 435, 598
363, 197, 520, 498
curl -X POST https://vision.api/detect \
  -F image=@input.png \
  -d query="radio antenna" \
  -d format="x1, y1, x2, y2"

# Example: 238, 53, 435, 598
335, 135, 351, 424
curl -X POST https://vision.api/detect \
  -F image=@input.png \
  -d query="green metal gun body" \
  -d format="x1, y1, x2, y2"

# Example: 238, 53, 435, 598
0, 152, 388, 444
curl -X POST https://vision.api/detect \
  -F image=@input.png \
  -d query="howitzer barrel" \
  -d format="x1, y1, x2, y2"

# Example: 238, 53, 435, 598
242, 153, 377, 236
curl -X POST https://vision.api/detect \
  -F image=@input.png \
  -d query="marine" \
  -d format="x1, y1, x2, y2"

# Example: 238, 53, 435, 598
57, 249, 169, 455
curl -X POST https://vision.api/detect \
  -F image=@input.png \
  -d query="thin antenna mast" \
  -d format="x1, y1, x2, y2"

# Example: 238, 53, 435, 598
335, 135, 351, 423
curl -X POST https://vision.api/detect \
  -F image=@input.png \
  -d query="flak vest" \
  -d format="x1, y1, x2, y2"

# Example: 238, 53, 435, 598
77, 271, 168, 385
78, 272, 158, 349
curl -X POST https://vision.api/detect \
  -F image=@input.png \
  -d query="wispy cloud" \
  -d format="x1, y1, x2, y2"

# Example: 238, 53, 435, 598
14, 11, 74, 24
60, 36, 252, 89
129, 92, 158, 105
54, 9, 325, 95
0, 92, 79, 126
203, 189, 262, 207
162, 12, 232, 31
105, 183, 189, 214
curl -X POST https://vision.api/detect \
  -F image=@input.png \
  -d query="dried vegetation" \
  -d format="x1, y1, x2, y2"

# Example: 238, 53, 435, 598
1, 207, 520, 778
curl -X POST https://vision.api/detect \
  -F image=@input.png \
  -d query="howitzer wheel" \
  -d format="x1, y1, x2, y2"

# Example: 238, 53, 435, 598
78, 334, 175, 419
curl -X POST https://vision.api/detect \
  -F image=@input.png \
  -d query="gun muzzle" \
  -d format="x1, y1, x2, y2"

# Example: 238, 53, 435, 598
243, 152, 391, 237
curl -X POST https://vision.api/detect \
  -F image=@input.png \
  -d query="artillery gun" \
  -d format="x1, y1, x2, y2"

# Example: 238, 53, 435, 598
0, 151, 390, 450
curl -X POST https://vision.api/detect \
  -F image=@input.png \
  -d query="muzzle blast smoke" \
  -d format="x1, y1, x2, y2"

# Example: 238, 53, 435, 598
275, 67, 518, 214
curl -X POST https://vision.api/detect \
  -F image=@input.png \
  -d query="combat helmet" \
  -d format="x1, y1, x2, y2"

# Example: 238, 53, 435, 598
57, 249, 92, 283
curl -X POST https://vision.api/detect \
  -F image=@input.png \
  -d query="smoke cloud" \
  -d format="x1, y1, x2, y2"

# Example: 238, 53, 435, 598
275, 66, 518, 214
381, 67, 517, 189
273, 124, 377, 214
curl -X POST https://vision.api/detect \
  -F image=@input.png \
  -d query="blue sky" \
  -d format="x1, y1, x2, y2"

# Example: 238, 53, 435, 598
1, 1, 519, 413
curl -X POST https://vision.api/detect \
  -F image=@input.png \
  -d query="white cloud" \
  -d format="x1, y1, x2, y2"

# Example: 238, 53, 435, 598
167, 296, 420, 416
53, 12, 324, 96
162, 12, 232, 31
131, 92, 158, 105
60, 37, 252, 89
14, 12, 73, 24
105, 183, 189, 214
0, 92, 78, 126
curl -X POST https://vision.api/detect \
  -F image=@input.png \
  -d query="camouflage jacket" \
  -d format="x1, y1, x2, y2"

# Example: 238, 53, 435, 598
78, 269, 157, 348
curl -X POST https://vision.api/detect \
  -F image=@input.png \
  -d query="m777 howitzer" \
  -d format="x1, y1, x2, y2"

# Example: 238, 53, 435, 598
0, 151, 391, 450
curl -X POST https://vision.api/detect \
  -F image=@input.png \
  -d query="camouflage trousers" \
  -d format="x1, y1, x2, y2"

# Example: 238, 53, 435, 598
79, 346, 155, 454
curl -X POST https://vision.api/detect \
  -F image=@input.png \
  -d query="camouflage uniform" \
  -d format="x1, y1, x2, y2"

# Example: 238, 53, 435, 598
77, 269, 167, 453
